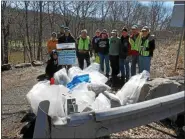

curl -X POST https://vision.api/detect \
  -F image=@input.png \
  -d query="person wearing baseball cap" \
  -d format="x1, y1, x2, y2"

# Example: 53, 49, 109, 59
58, 24, 66, 43
139, 26, 155, 73
109, 29, 121, 87
76, 29, 92, 70
129, 24, 141, 76
47, 32, 58, 54
62, 27, 76, 70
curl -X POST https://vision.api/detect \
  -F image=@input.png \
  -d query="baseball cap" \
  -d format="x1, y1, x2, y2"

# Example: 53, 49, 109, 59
81, 29, 87, 33
60, 24, 65, 28
96, 29, 101, 33
141, 26, 149, 32
64, 27, 70, 32
131, 25, 138, 29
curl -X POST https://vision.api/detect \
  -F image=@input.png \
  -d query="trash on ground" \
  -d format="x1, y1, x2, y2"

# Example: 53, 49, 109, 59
26, 63, 149, 125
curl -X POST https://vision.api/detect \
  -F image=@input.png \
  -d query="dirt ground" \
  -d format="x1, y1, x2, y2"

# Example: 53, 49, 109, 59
1, 65, 179, 139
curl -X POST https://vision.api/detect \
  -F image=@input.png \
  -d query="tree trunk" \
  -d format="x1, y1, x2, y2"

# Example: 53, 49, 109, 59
37, 1, 43, 60
25, 2, 33, 61
1, 2, 9, 64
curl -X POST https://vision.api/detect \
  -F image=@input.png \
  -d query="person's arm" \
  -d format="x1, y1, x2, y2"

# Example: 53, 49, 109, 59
76, 38, 79, 51
146, 39, 155, 52
89, 38, 93, 57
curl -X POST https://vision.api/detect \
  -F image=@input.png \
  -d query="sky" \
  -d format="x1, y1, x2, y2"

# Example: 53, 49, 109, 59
141, 1, 174, 7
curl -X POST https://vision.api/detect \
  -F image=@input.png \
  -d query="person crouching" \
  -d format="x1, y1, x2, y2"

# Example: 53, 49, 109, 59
45, 50, 59, 79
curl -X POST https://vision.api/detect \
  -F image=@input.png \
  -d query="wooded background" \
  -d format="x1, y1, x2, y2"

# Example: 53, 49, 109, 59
1, 1, 180, 64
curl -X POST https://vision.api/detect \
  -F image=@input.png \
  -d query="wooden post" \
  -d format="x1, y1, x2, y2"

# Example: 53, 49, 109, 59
174, 22, 184, 71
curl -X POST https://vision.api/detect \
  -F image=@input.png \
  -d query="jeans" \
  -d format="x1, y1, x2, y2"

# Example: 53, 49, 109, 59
139, 56, 151, 73
109, 55, 119, 76
78, 52, 90, 70
131, 55, 139, 76
119, 58, 130, 80
98, 53, 110, 75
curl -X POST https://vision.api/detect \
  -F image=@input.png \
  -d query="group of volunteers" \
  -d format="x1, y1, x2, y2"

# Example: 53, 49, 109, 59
46, 24, 155, 87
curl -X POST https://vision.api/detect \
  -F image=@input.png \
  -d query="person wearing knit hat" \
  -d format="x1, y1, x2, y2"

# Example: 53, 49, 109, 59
119, 27, 131, 84
129, 24, 141, 76
96, 31, 110, 77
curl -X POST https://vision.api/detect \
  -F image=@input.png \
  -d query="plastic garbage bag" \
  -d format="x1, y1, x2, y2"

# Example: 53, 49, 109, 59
54, 68, 70, 86
90, 93, 111, 111
68, 66, 85, 81
67, 74, 90, 90
88, 71, 108, 84
102, 91, 122, 108
116, 70, 150, 105
26, 82, 70, 118
84, 62, 100, 72
87, 83, 111, 95
70, 83, 96, 112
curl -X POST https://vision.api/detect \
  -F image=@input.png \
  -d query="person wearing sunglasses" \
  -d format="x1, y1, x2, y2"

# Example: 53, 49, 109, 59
139, 26, 155, 73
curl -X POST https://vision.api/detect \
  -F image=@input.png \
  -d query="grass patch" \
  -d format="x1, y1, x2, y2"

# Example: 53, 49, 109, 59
9, 51, 29, 64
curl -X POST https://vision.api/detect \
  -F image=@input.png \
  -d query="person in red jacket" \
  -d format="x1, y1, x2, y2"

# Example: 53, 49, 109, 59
129, 25, 141, 76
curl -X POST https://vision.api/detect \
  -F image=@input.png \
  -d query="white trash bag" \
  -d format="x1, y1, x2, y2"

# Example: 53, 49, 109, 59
116, 70, 150, 105
102, 91, 122, 108
26, 82, 70, 118
90, 93, 111, 111
54, 68, 70, 86
84, 62, 100, 72
87, 83, 111, 95
68, 66, 85, 81
70, 83, 96, 112
88, 71, 108, 84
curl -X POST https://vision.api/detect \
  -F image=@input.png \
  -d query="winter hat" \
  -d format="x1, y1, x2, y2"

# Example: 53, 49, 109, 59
122, 27, 128, 32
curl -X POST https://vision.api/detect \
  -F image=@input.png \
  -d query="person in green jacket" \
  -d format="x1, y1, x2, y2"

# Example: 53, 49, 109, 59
109, 30, 121, 87
76, 29, 92, 70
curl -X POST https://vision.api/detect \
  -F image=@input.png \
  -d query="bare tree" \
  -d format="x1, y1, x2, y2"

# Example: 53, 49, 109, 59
37, 1, 43, 60
1, 1, 20, 64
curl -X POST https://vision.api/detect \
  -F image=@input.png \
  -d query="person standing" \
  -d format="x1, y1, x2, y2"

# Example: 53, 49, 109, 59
119, 27, 131, 83
76, 29, 92, 70
63, 27, 76, 70
129, 25, 141, 76
109, 30, 121, 87
139, 26, 155, 73
57, 25, 65, 43
47, 32, 58, 54
97, 31, 110, 77
92, 29, 101, 55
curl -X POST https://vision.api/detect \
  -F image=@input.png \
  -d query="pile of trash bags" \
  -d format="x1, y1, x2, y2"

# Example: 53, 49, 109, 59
26, 63, 150, 125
